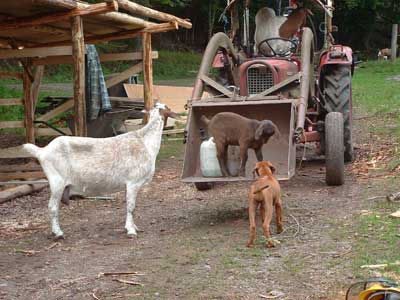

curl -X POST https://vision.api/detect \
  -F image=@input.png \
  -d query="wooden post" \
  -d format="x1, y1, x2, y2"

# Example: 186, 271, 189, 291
391, 24, 398, 63
142, 32, 153, 124
22, 62, 35, 143
71, 16, 87, 136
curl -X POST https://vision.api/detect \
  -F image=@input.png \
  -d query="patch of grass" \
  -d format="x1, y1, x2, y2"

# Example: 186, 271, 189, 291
157, 138, 185, 163
153, 50, 201, 80
351, 201, 400, 279
353, 60, 400, 115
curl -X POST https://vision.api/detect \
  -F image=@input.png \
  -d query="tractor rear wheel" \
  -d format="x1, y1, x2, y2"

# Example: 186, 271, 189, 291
322, 65, 353, 162
325, 112, 345, 186
194, 182, 213, 191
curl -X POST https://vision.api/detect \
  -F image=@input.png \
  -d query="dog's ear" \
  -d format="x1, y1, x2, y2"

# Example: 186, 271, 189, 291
269, 163, 276, 174
252, 166, 260, 178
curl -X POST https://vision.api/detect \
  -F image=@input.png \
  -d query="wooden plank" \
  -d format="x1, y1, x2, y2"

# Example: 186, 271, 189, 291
35, 127, 72, 136
0, 146, 32, 159
0, 121, 25, 128
37, 99, 73, 122
23, 66, 35, 143
162, 129, 184, 135
71, 16, 87, 137
124, 84, 192, 113
118, 0, 192, 29
0, 1, 118, 31
248, 73, 301, 99
0, 171, 45, 181
31, 51, 159, 66
0, 71, 23, 79
31, 22, 178, 48
105, 62, 143, 89
0, 46, 73, 60
0, 99, 23, 106
0, 164, 42, 173
200, 75, 234, 98
142, 32, 154, 124
0, 180, 48, 186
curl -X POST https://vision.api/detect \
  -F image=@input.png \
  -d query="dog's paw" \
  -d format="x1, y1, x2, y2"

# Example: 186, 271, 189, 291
246, 242, 255, 248
277, 225, 283, 234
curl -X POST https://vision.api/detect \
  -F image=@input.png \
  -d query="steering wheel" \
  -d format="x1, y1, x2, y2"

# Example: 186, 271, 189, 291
257, 37, 298, 57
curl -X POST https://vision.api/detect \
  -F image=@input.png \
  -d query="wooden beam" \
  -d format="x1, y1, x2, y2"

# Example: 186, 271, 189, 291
200, 75, 234, 98
71, 16, 87, 137
0, 121, 25, 128
0, 146, 31, 158
0, 163, 42, 173
0, 1, 118, 31
32, 51, 158, 66
0, 71, 23, 79
37, 99, 73, 122
0, 46, 72, 60
30, 22, 178, 48
118, 0, 192, 29
0, 99, 23, 106
23, 66, 35, 143
105, 62, 143, 89
142, 32, 154, 124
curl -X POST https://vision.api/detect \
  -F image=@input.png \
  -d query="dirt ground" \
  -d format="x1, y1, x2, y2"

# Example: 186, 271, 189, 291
0, 112, 397, 300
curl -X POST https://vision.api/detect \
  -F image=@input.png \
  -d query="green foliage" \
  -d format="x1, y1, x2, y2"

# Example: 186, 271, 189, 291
153, 50, 201, 80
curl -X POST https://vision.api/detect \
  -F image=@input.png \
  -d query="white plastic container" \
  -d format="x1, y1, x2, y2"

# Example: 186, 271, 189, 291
200, 138, 242, 177
200, 137, 223, 177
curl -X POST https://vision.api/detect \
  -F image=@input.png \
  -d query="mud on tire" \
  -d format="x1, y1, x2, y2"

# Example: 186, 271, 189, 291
322, 65, 353, 162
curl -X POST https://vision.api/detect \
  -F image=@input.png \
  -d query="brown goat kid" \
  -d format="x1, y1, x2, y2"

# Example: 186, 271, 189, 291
201, 112, 280, 177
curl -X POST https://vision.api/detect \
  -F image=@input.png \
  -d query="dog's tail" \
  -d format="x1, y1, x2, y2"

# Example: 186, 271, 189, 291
253, 183, 270, 194
23, 143, 41, 159
200, 115, 210, 127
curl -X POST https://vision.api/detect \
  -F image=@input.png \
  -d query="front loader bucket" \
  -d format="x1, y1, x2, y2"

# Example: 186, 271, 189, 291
182, 99, 296, 183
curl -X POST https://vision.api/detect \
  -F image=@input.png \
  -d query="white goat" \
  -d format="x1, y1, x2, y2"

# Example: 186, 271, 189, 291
23, 104, 167, 239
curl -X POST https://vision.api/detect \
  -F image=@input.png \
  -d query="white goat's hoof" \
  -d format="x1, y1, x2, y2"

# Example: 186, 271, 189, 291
53, 233, 64, 241
127, 231, 137, 238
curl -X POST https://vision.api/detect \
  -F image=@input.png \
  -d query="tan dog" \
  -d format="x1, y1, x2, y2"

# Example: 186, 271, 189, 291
247, 161, 283, 248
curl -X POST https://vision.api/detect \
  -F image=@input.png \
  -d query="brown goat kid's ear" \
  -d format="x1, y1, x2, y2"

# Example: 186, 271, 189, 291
167, 111, 182, 120
255, 124, 264, 140
252, 167, 259, 178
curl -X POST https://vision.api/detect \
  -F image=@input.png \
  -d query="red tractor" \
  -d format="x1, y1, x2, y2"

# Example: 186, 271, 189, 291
182, 0, 353, 190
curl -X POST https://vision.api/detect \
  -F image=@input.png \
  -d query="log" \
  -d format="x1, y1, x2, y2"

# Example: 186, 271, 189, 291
0, 184, 47, 204
71, 16, 87, 137
35, 0, 154, 28
118, 0, 192, 29
142, 32, 153, 124
34, 22, 178, 48
32, 66, 44, 110
0, 1, 118, 31
23, 66, 35, 143
0, 163, 42, 173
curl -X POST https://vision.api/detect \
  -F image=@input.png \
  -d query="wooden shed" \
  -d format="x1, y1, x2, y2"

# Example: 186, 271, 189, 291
0, 0, 191, 192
